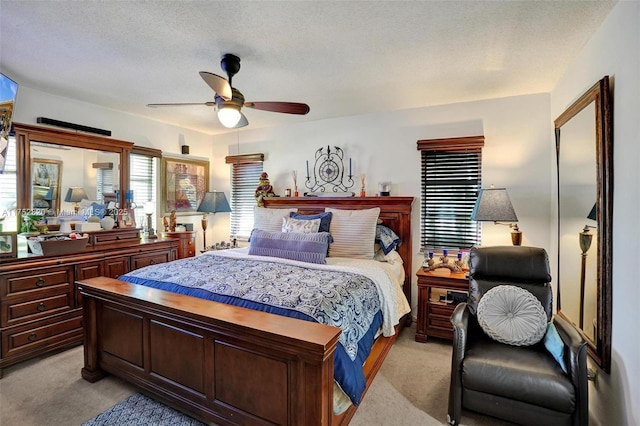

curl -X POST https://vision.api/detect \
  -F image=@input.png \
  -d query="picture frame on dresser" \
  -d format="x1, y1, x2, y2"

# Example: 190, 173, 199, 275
0, 232, 17, 257
118, 208, 136, 228
161, 156, 209, 215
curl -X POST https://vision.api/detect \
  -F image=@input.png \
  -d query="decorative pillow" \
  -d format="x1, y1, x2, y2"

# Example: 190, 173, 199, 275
477, 285, 547, 346
248, 229, 332, 264
374, 247, 404, 264
544, 322, 568, 373
90, 202, 108, 219
289, 211, 333, 233
282, 216, 321, 233
325, 207, 380, 259
375, 224, 402, 254
253, 207, 297, 234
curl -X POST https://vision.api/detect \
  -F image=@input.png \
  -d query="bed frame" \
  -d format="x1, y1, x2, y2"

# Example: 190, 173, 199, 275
78, 196, 413, 425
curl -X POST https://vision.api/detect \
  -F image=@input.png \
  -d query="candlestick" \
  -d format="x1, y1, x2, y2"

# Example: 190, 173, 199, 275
306, 160, 310, 178
349, 158, 352, 176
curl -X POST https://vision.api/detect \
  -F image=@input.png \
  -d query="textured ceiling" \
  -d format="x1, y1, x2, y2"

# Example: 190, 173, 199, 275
0, 1, 616, 135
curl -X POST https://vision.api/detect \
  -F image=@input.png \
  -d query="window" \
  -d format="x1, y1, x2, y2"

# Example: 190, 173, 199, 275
130, 148, 160, 231
225, 153, 264, 239
95, 165, 114, 203
417, 136, 484, 250
0, 136, 17, 231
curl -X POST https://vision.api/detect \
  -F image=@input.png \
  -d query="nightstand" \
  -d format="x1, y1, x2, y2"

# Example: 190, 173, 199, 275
161, 231, 196, 259
415, 268, 468, 342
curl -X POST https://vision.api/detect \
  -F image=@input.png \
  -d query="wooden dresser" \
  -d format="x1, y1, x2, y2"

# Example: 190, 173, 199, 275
0, 228, 178, 377
161, 231, 197, 258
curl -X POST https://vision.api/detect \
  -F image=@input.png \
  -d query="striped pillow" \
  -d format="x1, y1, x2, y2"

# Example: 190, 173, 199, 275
325, 207, 380, 259
248, 229, 332, 264
253, 207, 297, 233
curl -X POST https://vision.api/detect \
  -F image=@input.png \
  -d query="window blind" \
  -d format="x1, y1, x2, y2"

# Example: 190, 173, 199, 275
129, 153, 157, 228
417, 136, 484, 250
0, 137, 17, 231
226, 154, 264, 239
96, 168, 113, 203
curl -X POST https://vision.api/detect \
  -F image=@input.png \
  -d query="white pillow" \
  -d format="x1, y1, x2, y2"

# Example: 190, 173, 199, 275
325, 207, 380, 259
477, 285, 547, 346
253, 207, 297, 233
282, 216, 321, 233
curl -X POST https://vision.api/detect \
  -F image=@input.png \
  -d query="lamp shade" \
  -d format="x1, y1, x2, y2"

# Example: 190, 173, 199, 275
44, 186, 57, 201
197, 191, 232, 214
471, 188, 518, 222
587, 203, 597, 221
64, 187, 88, 203
217, 107, 242, 128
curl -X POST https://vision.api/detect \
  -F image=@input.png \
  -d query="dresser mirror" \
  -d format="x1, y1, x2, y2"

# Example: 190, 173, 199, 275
13, 122, 134, 227
555, 76, 612, 373
30, 142, 120, 213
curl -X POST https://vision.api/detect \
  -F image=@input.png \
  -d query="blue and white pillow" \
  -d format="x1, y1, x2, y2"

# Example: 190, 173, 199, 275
375, 224, 402, 254
289, 211, 333, 233
248, 229, 332, 264
282, 216, 321, 233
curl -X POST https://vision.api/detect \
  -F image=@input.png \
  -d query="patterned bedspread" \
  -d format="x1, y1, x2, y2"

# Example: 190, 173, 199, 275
122, 253, 380, 360
120, 249, 410, 405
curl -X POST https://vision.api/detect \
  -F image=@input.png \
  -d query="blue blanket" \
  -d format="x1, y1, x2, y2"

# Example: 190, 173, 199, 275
121, 253, 383, 405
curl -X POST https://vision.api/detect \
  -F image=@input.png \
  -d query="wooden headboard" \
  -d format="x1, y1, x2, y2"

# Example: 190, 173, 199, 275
263, 196, 414, 308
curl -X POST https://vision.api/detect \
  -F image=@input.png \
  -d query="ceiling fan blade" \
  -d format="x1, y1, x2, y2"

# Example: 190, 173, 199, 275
244, 101, 310, 115
147, 102, 216, 107
199, 71, 232, 100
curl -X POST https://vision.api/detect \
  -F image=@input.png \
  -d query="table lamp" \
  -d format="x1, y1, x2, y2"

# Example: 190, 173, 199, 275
471, 186, 521, 245
144, 201, 157, 239
64, 187, 88, 214
578, 203, 597, 329
197, 191, 232, 250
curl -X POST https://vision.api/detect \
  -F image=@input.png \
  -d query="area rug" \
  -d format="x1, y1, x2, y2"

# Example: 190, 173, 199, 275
81, 393, 205, 426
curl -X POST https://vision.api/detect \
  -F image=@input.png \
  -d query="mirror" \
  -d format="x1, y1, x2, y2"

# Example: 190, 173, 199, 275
555, 76, 612, 373
13, 122, 133, 233
30, 142, 120, 213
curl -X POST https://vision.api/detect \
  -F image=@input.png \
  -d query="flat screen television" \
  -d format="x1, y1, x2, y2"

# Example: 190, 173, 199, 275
0, 72, 19, 174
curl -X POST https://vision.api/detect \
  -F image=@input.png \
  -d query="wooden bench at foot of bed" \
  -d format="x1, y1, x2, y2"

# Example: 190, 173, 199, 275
79, 276, 400, 426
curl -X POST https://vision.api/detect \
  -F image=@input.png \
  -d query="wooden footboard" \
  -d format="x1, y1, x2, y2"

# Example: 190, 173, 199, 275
79, 277, 341, 426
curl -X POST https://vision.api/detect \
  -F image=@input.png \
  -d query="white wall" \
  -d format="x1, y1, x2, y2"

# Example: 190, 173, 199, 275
212, 93, 553, 313
551, 2, 639, 425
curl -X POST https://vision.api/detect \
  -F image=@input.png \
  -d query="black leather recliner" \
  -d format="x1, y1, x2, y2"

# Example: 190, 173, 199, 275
448, 246, 588, 426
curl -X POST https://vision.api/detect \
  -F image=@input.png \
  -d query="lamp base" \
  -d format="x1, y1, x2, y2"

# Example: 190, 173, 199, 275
510, 224, 522, 246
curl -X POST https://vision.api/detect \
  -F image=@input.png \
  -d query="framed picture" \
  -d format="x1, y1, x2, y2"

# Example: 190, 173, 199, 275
0, 232, 17, 258
118, 208, 136, 228
31, 158, 62, 212
161, 156, 209, 215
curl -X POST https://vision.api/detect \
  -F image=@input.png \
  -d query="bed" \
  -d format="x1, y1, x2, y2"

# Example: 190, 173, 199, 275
78, 196, 413, 425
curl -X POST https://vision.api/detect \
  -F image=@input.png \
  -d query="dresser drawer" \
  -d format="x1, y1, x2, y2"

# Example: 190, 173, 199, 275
92, 229, 140, 246
3, 292, 74, 327
1, 313, 82, 359
1, 267, 73, 299
131, 251, 171, 269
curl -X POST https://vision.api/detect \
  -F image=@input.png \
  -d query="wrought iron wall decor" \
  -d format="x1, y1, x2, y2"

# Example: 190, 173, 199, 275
305, 146, 355, 194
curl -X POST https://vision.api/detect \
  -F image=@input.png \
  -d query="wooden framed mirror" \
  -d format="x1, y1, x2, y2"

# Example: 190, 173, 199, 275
555, 76, 612, 373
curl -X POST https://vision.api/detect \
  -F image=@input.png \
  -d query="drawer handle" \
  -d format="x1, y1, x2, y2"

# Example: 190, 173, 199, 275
36, 278, 45, 287
149, 259, 156, 265
37, 302, 46, 312
116, 236, 121, 240
28, 333, 37, 342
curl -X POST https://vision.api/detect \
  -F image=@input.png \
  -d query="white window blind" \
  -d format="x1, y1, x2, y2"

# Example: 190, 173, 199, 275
417, 136, 484, 250
226, 154, 264, 239
0, 136, 17, 231
129, 153, 157, 228
96, 168, 114, 203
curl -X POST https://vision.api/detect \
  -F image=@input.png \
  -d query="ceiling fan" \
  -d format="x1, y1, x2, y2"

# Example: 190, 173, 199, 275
147, 53, 310, 129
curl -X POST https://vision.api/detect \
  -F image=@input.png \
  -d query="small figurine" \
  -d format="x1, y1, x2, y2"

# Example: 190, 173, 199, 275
255, 172, 276, 206
169, 210, 177, 232
162, 216, 169, 232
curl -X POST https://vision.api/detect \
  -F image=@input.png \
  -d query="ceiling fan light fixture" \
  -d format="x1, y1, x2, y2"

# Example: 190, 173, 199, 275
217, 105, 242, 128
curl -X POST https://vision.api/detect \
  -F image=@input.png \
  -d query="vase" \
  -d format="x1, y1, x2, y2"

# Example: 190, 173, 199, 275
100, 216, 115, 230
